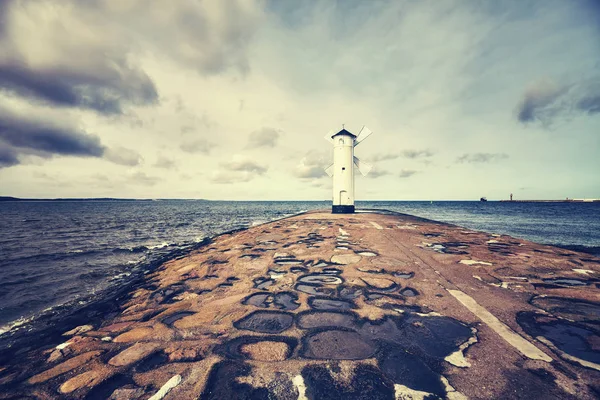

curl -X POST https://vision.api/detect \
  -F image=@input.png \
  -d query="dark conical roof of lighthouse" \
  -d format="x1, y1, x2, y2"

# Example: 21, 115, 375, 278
331, 128, 357, 139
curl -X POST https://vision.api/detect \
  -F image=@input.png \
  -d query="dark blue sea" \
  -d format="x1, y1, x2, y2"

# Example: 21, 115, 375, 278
0, 200, 599, 345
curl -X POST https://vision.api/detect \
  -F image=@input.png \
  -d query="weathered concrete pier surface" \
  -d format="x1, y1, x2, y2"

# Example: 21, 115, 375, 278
1, 210, 600, 399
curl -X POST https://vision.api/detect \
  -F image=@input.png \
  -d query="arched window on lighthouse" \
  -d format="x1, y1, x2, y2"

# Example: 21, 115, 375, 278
338, 138, 344, 145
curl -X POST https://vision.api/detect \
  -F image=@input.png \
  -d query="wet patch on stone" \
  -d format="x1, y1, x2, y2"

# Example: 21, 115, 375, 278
215, 336, 297, 361
400, 287, 419, 297
302, 364, 395, 399
234, 310, 294, 334
161, 311, 195, 326
300, 329, 377, 359
308, 297, 356, 311
517, 311, 600, 368
239, 254, 261, 259
290, 266, 308, 273
311, 260, 331, 268
358, 267, 386, 274
393, 271, 415, 279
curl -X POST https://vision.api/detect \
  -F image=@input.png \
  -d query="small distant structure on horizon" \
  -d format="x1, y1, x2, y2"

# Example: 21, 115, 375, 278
324, 125, 373, 213
480, 197, 487, 202
510, 193, 513, 201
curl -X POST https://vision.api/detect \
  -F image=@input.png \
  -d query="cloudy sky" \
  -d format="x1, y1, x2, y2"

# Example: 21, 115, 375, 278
0, 0, 598, 200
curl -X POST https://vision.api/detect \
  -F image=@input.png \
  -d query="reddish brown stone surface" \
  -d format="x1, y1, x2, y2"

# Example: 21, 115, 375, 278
1, 210, 599, 399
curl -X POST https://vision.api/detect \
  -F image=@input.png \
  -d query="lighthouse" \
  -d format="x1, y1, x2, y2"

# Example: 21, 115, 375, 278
325, 126, 373, 214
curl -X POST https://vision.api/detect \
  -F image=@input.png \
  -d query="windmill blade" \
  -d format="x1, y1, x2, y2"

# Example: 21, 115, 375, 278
355, 126, 373, 146
324, 163, 334, 177
324, 130, 334, 144
353, 156, 372, 176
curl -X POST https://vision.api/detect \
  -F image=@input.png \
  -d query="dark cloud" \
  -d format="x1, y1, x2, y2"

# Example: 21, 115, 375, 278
577, 93, 600, 115
515, 79, 566, 123
515, 78, 600, 125
0, 145, 18, 167
0, 62, 158, 115
456, 153, 508, 163
247, 127, 282, 148
0, 104, 143, 168
0, 107, 104, 162
398, 169, 418, 178
180, 139, 216, 154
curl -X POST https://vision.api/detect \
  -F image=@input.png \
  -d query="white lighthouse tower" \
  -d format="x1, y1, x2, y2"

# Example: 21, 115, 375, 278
325, 125, 373, 213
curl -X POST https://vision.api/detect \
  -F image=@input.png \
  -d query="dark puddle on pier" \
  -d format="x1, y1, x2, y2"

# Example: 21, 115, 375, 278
295, 284, 336, 296
517, 312, 600, 366
253, 277, 275, 290
274, 257, 303, 266
430, 242, 472, 255
242, 292, 300, 311
301, 330, 377, 360
234, 310, 294, 333
297, 311, 358, 330
530, 296, 600, 323
298, 274, 343, 285
541, 278, 590, 287
308, 297, 355, 311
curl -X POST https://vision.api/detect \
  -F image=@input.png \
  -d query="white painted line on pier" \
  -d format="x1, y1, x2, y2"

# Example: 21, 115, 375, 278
293, 375, 308, 400
370, 221, 383, 230
448, 289, 552, 362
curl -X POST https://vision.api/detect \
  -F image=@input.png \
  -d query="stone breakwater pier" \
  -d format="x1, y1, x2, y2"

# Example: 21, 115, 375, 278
1, 210, 600, 399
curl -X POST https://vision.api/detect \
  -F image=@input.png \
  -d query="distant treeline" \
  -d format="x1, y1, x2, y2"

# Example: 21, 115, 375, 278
0, 196, 153, 202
